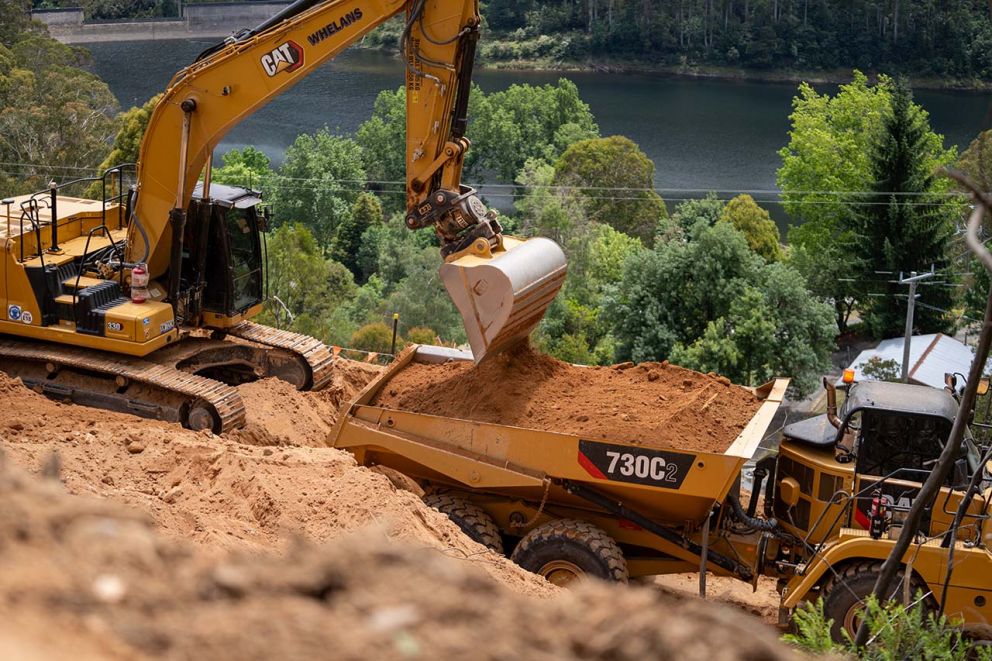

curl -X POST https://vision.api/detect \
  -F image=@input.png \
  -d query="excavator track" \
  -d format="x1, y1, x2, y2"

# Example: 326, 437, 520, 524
0, 339, 246, 433
225, 321, 335, 391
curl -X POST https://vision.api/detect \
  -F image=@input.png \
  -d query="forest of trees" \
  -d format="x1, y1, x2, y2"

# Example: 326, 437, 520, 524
478, 0, 992, 80
27, 0, 992, 82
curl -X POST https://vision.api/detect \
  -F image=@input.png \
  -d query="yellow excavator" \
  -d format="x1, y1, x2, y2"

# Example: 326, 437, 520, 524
0, 0, 567, 432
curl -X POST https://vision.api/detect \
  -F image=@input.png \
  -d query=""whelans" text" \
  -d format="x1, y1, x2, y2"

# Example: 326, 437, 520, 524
307, 8, 364, 46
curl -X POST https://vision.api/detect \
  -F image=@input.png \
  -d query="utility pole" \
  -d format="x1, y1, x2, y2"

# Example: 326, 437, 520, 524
898, 268, 936, 382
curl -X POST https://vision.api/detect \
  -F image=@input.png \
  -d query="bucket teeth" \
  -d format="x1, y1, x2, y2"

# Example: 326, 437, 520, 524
441, 236, 567, 362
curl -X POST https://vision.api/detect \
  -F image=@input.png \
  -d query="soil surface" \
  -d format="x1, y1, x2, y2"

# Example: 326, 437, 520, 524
0, 366, 548, 595
0, 354, 794, 659
0, 461, 801, 661
372, 346, 762, 454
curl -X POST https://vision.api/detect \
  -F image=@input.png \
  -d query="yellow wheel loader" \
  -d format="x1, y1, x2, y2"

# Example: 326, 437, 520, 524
0, 0, 566, 432
331, 349, 992, 640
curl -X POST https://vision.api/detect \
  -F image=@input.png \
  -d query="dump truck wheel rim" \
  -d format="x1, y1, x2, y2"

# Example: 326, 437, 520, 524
539, 560, 585, 587
841, 604, 863, 639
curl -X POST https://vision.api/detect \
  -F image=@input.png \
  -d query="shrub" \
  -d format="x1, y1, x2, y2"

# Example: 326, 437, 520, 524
406, 326, 437, 346
784, 596, 991, 660
351, 322, 398, 354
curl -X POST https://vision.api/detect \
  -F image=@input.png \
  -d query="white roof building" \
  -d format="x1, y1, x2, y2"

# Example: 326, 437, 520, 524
841, 333, 983, 389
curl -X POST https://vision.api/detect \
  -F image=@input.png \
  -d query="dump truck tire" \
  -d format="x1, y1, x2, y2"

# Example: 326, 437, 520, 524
820, 560, 930, 643
511, 519, 627, 586
424, 493, 504, 554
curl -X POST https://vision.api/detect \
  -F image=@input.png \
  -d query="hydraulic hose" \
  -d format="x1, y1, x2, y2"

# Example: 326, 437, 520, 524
128, 187, 150, 264
727, 494, 778, 532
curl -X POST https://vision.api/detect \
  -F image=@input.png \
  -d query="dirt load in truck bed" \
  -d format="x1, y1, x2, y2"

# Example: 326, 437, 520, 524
371, 346, 762, 454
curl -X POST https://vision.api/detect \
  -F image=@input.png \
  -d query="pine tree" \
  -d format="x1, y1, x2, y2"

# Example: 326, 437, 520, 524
332, 192, 383, 282
846, 80, 955, 338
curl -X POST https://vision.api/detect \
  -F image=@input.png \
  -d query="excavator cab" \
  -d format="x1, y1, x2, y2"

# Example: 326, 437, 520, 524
183, 183, 266, 326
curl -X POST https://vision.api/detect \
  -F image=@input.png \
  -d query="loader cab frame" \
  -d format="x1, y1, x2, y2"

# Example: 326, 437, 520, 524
774, 380, 982, 546
184, 183, 267, 323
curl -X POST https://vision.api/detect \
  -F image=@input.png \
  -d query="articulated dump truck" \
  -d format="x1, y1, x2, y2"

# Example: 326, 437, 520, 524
331, 346, 992, 642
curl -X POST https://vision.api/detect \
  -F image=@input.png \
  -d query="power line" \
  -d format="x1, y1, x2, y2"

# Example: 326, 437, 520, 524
6, 170, 972, 208
0, 161, 977, 199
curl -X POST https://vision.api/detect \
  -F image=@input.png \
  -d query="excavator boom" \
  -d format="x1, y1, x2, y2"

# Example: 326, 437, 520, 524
128, 0, 566, 360
0, 0, 566, 433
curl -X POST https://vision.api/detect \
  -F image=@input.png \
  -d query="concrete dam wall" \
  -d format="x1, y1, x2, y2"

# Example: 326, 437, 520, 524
32, 3, 292, 44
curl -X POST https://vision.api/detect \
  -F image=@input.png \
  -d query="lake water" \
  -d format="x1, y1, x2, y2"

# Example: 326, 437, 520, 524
85, 39, 992, 225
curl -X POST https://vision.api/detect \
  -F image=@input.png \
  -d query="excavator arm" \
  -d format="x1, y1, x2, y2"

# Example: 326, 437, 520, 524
128, 0, 566, 361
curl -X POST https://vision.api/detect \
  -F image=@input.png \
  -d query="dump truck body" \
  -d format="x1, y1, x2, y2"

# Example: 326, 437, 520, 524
330, 345, 789, 580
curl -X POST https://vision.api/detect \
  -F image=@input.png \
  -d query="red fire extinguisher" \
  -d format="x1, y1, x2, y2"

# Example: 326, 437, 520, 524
131, 263, 149, 304
869, 488, 887, 540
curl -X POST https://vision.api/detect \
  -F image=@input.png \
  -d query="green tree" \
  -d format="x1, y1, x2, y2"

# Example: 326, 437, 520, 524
90, 94, 160, 187
718, 194, 782, 261
342, 274, 386, 327
609, 223, 834, 395
355, 222, 388, 284
846, 80, 958, 337
955, 131, 992, 323
965, 256, 992, 322
553, 135, 668, 244
406, 326, 437, 345
0, 0, 31, 45
355, 87, 406, 211
779, 71, 893, 229
354, 80, 597, 209
784, 234, 857, 335
267, 128, 366, 251
777, 72, 892, 331
211, 146, 273, 188
332, 191, 383, 282
956, 129, 992, 195
0, 29, 118, 195
514, 157, 585, 245
255, 224, 357, 344
86, 94, 162, 199
470, 78, 599, 181
385, 246, 467, 344
670, 193, 725, 236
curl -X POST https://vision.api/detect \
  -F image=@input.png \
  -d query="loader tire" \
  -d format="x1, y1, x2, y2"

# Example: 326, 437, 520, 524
424, 494, 504, 554
511, 519, 627, 586
820, 561, 931, 643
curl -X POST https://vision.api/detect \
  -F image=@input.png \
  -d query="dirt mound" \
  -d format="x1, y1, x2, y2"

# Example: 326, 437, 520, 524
0, 462, 799, 661
372, 346, 762, 454
228, 358, 382, 447
0, 367, 548, 594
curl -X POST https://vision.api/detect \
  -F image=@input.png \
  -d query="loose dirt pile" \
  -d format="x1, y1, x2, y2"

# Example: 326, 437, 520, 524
227, 359, 381, 447
0, 366, 548, 595
0, 461, 801, 661
373, 346, 762, 454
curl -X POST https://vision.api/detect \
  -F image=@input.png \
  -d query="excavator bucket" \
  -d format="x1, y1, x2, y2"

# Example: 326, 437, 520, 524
441, 236, 567, 363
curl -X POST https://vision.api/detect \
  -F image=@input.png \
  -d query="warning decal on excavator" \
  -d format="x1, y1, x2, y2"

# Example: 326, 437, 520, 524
577, 440, 694, 489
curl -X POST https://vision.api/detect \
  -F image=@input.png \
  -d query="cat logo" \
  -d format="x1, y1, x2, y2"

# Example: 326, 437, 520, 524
261, 41, 304, 77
